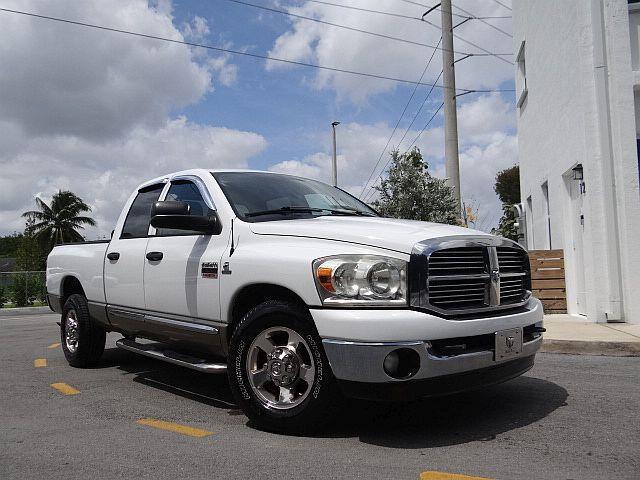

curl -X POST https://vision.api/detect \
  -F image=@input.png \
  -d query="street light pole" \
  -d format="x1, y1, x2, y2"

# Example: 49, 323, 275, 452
331, 121, 340, 186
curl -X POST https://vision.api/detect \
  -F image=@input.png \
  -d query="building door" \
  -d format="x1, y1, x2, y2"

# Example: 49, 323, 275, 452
568, 179, 587, 315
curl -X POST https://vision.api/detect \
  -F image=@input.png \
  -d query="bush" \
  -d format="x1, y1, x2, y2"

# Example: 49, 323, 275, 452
8, 273, 44, 307
32, 275, 47, 303
0, 284, 6, 308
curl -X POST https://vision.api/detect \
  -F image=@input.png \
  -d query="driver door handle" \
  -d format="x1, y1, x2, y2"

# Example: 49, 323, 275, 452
107, 252, 120, 261
146, 251, 163, 262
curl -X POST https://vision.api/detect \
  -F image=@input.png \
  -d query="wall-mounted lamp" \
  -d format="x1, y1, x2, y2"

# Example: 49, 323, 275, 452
572, 164, 586, 194
572, 164, 584, 181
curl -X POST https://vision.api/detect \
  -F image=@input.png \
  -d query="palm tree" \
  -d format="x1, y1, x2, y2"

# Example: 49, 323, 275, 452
22, 191, 96, 249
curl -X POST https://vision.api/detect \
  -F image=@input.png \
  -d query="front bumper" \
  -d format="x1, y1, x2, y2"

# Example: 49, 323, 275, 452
312, 298, 543, 398
322, 333, 542, 384
337, 355, 536, 401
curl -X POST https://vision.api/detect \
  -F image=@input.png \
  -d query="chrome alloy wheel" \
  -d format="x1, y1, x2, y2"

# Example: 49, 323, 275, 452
64, 309, 80, 353
246, 326, 315, 410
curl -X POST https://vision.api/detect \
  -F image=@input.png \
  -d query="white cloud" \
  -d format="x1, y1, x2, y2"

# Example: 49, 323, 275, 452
0, 0, 214, 141
182, 15, 210, 41
208, 53, 239, 87
0, 118, 267, 237
0, 1, 263, 237
266, 0, 514, 103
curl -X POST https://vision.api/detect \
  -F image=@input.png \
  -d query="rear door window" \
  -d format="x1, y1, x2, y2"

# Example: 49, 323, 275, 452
120, 184, 164, 239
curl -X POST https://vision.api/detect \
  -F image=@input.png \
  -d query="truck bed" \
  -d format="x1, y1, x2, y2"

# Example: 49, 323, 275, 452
47, 241, 110, 304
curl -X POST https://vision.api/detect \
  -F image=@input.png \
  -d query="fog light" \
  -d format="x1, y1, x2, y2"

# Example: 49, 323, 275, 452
383, 348, 420, 379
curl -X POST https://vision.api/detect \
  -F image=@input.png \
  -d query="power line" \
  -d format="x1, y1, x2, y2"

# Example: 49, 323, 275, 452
451, 3, 512, 38
305, 0, 511, 23
303, 0, 420, 21
491, 0, 512, 12
358, 37, 441, 199
420, 16, 513, 64
405, 102, 445, 156
361, 69, 443, 201
361, 65, 444, 200
395, 0, 464, 18
395, 70, 443, 153
392, 0, 514, 62
0, 7, 515, 93
394, 0, 510, 19
222, 0, 482, 57
364, 102, 445, 203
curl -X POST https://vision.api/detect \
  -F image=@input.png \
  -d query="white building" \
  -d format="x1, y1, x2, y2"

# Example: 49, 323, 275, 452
513, 0, 640, 324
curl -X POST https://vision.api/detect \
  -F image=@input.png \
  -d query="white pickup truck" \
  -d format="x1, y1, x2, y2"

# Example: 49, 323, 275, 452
47, 169, 543, 433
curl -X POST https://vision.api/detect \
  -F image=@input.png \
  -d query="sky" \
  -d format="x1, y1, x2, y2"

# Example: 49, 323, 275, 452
0, 0, 517, 239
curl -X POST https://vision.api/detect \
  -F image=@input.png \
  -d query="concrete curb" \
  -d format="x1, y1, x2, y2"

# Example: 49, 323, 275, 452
542, 339, 640, 357
0, 306, 52, 317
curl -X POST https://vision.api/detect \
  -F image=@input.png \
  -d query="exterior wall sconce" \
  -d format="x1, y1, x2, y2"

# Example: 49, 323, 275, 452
572, 164, 586, 194
572, 164, 584, 180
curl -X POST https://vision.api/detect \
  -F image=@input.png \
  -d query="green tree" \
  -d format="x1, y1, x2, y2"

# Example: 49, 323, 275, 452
373, 148, 459, 224
0, 233, 22, 258
494, 165, 520, 240
16, 218, 45, 271
22, 191, 96, 252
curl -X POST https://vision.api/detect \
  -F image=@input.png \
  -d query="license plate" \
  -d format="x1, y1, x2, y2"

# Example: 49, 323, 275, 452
494, 327, 523, 362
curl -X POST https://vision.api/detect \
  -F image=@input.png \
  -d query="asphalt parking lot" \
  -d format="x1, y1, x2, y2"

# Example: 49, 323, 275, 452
1, 313, 639, 480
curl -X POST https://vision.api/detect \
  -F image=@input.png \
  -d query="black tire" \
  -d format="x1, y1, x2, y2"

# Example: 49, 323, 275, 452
228, 300, 343, 434
61, 294, 106, 368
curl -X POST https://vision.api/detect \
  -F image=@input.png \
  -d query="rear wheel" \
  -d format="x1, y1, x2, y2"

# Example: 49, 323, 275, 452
61, 294, 106, 367
228, 300, 342, 434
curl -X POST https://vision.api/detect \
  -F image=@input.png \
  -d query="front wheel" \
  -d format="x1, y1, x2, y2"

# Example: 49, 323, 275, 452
228, 300, 342, 434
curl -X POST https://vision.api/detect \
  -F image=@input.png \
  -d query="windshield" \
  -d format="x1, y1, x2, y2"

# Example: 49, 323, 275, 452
212, 172, 378, 222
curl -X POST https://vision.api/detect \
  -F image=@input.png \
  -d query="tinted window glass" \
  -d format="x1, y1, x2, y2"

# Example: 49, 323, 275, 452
212, 172, 377, 222
120, 184, 164, 239
156, 180, 214, 236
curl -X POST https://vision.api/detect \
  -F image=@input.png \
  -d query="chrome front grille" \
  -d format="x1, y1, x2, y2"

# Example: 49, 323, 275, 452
427, 247, 486, 276
497, 247, 528, 273
497, 247, 529, 305
428, 276, 487, 310
410, 236, 532, 317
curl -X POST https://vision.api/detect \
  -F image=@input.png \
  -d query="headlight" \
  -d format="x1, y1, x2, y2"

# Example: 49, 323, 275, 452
313, 255, 407, 306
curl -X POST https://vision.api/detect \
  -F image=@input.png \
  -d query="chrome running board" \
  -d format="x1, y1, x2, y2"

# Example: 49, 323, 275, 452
116, 338, 227, 374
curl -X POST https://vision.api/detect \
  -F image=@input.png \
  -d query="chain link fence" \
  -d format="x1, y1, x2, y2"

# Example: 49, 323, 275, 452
0, 271, 47, 308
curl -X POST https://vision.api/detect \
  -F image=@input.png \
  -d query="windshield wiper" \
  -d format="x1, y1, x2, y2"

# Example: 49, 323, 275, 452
245, 206, 377, 218
326, 207, 376, 216
245, 206, 325, 218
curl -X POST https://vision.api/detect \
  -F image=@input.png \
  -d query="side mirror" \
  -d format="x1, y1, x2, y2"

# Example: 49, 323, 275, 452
150, 201, 219, 234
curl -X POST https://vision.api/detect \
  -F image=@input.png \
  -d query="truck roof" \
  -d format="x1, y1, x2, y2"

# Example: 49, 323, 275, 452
135, 168, 285, 191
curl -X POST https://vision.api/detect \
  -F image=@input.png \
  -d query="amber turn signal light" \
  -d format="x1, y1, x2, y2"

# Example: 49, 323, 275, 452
316, 267, 334, 292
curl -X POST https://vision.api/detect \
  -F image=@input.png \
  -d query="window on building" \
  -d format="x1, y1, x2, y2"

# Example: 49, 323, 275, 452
516, 41, 528, 109
526, 195, 534, 249
541, 181, 552, 249
120, 184, 164, 239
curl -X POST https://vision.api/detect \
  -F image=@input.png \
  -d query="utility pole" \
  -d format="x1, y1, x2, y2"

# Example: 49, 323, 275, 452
440, 0, 461, 211
331, 121, 340, 186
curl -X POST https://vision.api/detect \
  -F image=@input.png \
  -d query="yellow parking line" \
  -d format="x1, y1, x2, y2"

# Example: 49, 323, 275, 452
34, 358, 47, 368
51, 383, 80, 395
420, 472, 493, 480
47, 343, 61, 349
136, 418, 213, 438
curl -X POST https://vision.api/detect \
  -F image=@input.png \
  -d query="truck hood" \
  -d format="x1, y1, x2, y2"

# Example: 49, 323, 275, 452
248, 216, 490, 254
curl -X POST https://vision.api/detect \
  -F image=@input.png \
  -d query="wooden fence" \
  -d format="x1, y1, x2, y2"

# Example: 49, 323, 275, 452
528, 249, 567, 313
